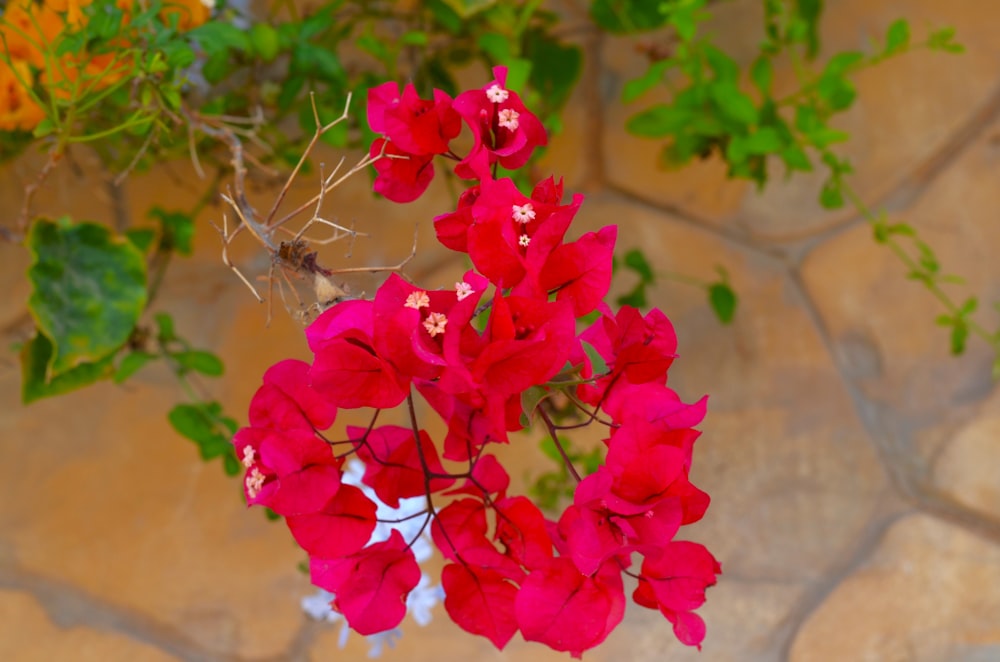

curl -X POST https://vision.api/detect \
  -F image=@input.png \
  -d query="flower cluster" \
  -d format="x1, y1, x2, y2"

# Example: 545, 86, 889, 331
0, 0, 210, 131
236, 67, 720, 657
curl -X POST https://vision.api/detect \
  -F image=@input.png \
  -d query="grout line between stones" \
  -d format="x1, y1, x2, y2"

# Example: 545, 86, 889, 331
772, 505, 908, 661
785, 266, 1000, 543
0, 561, 279, 662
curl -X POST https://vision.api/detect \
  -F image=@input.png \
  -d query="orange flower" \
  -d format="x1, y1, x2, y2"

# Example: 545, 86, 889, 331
161, 0, 212, 31
0, 0, 73, 67
0, 58, 45, 131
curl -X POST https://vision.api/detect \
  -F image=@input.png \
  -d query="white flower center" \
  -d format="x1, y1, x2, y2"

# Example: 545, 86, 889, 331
486, 84, 509, 103
518, 234, 531, 247
405, 291, 430, 309
498, 108, 520, 131
241, 446, 256, 468
422, 312, 448, 337
455, 281, 473, 301
246, 467, 265, 499
511, 203, 535, 224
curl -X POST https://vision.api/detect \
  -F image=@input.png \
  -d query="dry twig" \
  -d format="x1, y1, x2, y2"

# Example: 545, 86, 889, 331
191, 92, 416, 323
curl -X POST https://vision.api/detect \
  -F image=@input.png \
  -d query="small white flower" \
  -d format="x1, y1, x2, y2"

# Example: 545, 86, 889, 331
405, 291, 430, 309
486, 84, 509, 103
301, 460, 446, 658
407, 574, 445, 626
245, 467, 265, 499
519, 234, 531, 247
511, 203, 536, 224
423, 312, 448, 337
455, 281, 474, 301
366, 629, 402, 658
241, 446, 256, 468
301, 589, 341, 623
498, 108, 520, 131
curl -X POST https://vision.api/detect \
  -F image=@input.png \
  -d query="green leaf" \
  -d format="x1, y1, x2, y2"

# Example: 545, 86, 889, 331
400, 30, 429, 47
616, 285, 648, 309
959, 297, 978, 316
742, 127, 784, 154
795, 0, 823, 58
819, 177, 845, 209
750, 56, 773, 95
161, 41, 195, 71
520, 385, 549, 427
148, 207, 194, 256
884, 19, 910, 54
21, 333, 115, 403
32, 117, 57, 139
477, 32, 511, 63
626, 104, 692, 137
125, 228, 156, 253
426, 0, 463, 33
927, 26, 964, 54
154, 312, 177, 343
780, 145, 813, 172
172, 350, 224, 376
114, 351, 157, 384
949, 321, 968, 355
589, 0, 670, 34
168, 402, 237, 461
711, 82, 757, 126
580, 340, 608, 376
250, 23, 281, 62
27, 218, 147, 377
439, 0, 496, 18
708, 282, 737, 324
538, 436, 562, 463
523, 29, 582, 111
623, 60, 671, 103
188, 21, 252, 55
622, 248, 654, 283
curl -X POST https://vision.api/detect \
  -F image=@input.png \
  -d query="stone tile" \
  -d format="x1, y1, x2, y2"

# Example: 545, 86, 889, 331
601, 0, 1000, 241
0, 366, 307, 659
0, 590, 179, 662
933, 387, 1000, 518
598, 1, 757, 226
789, 514, 1000, 661
742, 0, 1000, 240
799, 114, 1000, 464
574, 195, 886, 582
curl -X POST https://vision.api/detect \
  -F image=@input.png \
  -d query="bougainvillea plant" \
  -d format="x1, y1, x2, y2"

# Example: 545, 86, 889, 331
236, 66, 720, 657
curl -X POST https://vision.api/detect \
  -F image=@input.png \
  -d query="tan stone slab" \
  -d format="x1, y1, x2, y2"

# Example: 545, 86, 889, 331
933, 387, 1000, 518
790, 513, 1000, 661
799, 113, 1000, 467
553, 197, 883, 654
601, 0, 1000, 240
0, 357, 308, 658
0, 590, 180, 662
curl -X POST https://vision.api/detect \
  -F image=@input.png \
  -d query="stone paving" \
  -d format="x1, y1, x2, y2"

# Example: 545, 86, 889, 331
2, 0, 1000, 660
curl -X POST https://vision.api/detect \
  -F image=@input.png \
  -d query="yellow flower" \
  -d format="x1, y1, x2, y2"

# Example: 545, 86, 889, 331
0, 58, 45, 131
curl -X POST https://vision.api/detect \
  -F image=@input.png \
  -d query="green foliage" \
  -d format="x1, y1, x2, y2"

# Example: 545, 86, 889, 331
615, 248, 738, 324
530, 436, 604, 510
26, 218, 147, 380
169, 401, 241, 475
21, 332, 116, 403
621, 5, 962, 200
707, 267, 737, 324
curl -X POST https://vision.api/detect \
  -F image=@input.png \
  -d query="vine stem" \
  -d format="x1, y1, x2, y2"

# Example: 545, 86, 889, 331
841, 183, 999, 351
537, 405, 582, 483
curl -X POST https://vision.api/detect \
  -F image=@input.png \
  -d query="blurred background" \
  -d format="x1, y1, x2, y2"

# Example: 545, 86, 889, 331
2, 0, 1000, 660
